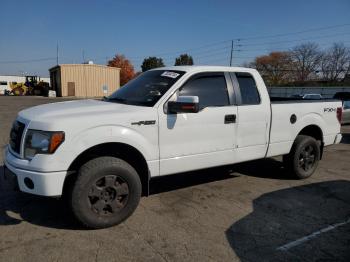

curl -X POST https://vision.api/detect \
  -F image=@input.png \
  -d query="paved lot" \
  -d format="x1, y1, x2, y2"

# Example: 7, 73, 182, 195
0, 96, 349, 262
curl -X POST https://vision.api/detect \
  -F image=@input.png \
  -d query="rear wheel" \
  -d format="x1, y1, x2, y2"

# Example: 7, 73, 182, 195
69, 157, 141, 229
283, 135, 320, 179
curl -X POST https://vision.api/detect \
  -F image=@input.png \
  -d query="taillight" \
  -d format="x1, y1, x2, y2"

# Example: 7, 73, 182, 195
336, 107, 342, 124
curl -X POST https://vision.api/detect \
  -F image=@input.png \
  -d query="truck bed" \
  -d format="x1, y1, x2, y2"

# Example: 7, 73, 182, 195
270, 96, 339, 103
266, 98, 342, 158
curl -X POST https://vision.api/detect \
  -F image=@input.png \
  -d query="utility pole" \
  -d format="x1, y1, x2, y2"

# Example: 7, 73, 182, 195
230, 39, 242, 67
229, 40, 234, 66
82, 50, 86, 63
56, 42, 59, 65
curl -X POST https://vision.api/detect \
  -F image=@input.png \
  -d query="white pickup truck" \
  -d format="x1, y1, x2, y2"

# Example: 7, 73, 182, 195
4, 66, 343, 228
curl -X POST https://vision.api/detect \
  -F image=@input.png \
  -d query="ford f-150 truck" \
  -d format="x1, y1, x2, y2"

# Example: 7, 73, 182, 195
4, 66, 343, 228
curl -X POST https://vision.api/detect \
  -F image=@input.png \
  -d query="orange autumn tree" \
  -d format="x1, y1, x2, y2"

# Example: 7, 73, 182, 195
107, 54, 135, 85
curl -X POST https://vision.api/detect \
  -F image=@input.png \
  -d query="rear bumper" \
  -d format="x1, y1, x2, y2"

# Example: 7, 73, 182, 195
4, 158, 67, 197
334, 133, 342, 144
324, 133, 342, 146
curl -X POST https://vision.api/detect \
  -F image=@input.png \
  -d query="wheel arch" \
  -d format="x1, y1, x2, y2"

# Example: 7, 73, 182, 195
297, 124, 323, 142
64, 142, 150, 196
296, 124, 324, 158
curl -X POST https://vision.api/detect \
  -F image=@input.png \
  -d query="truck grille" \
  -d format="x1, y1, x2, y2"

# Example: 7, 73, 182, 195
9, 121, 25, 154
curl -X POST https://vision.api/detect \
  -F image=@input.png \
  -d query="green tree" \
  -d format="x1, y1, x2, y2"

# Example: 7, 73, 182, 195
174, 54, 194, 66
141, 57, 165, 72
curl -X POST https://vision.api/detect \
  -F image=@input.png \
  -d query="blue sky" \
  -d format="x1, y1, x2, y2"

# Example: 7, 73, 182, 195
1, 0, 350, 76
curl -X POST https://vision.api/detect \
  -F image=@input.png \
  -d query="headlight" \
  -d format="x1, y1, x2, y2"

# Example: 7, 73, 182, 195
24, 130, 65, 159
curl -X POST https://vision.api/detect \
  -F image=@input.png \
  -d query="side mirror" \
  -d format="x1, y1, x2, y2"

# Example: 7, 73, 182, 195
168, 96, 199, 114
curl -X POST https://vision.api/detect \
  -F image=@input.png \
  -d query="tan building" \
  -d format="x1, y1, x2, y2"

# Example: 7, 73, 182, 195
49, 64, 120, 97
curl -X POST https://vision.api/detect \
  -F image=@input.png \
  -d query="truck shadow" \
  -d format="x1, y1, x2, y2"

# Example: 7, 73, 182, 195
0, 158, 310, 230
232, 158, 295, 180
150, 165, 238, 195
150, 158, 293, 195
226, 180, 350, 261
0, 166, 83, 229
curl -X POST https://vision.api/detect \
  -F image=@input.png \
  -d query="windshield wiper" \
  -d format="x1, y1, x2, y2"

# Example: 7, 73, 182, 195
103, 97, 152, 107
103, 97, 127, 104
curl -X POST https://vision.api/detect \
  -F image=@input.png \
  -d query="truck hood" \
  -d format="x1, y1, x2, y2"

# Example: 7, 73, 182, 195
18, 99, 156, 130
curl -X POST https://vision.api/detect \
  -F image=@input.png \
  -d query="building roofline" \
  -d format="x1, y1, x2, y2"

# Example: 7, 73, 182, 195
49, 64, 120, 71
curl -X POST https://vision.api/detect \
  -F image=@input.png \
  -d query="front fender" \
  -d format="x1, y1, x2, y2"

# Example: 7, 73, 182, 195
68, 125, 158, 163
15, 124, 158, 174
26, 124, 159, 173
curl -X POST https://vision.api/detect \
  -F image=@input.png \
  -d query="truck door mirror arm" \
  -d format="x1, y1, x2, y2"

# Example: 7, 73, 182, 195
167, 96, 199, 114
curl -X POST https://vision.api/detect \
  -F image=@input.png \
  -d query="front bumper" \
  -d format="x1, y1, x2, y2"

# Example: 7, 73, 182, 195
4, 151, 67, 197
2, 165, 19, 191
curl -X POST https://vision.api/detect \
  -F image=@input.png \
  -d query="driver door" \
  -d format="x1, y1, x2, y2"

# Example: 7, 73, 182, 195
158, 72, 237, 176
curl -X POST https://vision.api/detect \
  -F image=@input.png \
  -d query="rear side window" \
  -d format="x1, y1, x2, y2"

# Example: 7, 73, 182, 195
236, 73, 260, 105
179, 73, 229, 110
344, 100, 350, 109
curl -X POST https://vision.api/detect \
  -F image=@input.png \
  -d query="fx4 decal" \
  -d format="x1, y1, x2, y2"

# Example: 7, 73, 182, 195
324, 108, 336, 113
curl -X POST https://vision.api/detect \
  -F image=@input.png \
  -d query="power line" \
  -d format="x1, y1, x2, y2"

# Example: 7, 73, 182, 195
126, 43, 232, 61
118, 23, 350, 60
127, 23, 350, 59
240, 31, 350, 47
99, 32, 350, 66
238, 23, 350, 41
135, 40, 231, 58
2, 24, 350, 67
237, 40, 350, 54
0, 57, 56, 64
195, 49, 239, 59
198, 54, 256, 64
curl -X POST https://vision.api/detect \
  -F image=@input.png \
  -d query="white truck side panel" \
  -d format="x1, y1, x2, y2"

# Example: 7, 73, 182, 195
158, 106, 237, 176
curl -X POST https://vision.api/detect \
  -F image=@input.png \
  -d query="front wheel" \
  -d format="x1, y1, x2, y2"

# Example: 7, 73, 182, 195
283, 135, 320, 179
69, 157, 141, 229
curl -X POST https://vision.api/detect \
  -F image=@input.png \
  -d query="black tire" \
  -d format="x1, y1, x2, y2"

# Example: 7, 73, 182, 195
283, 135, 320, 179
69, 157, 141, 229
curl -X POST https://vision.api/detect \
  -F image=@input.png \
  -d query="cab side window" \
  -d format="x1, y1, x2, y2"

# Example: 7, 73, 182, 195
236, 73, 260, 105
179, 73, 229, 110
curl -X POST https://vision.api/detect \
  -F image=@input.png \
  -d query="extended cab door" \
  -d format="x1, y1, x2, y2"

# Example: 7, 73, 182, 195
229, 72, 271, 162
158, 72, 237, 176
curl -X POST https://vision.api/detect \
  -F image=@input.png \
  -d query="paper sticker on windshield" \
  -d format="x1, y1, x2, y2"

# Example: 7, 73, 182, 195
161, 71, 180, 79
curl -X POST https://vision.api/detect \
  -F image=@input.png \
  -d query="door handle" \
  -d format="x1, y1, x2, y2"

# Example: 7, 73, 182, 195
225, 114, 236, 124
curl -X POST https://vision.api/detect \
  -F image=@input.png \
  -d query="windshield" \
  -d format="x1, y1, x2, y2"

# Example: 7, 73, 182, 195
106, 70, 185, 106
